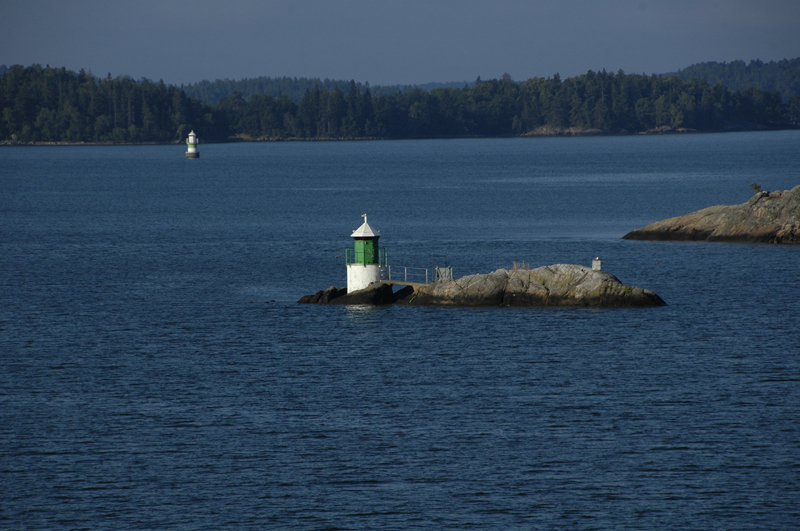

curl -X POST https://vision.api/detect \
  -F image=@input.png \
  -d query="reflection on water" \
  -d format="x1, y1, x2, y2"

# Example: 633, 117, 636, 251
344, 303, 385, 319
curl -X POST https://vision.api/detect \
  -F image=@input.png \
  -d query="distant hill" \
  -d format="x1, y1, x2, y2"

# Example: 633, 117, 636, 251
183, 58, 800, 106
181, 76, 472, 105
671, 58, 800, 101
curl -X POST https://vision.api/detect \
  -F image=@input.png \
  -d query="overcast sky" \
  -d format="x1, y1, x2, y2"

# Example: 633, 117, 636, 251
2, 0, 799, 86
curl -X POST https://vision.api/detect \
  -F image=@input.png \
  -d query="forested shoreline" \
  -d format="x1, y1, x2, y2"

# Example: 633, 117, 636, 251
2, 63, 799, 145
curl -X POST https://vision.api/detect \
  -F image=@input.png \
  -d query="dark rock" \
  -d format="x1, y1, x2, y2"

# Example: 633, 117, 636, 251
321, 286, 347, 303
392, 285, 415, 303
298, 283, 397, 305
297, 290, 324, 304
297, 286, 347, 304
328, 283, 395, 305
623, 185, 800, 244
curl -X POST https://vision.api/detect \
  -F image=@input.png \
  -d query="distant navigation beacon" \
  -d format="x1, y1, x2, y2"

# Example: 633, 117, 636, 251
186, 130, 199, 158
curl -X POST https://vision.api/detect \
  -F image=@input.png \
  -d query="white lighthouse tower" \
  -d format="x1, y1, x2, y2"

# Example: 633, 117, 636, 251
186, 130, 199, 158
346, 214, 387, 292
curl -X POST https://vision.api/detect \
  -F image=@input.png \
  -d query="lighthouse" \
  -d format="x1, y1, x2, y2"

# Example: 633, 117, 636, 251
346, 214, 387, 292
186, 130, 199, 158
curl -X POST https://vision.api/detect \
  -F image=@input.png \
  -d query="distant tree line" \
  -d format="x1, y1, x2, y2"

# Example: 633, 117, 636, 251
181, 76, 471, 105
0, 64, 228, 143
2, 64, 798, 144
674, 58, 800, 101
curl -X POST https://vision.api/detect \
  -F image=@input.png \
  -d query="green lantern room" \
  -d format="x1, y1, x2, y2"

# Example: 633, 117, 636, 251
349, 214, 381, 264
346, 214, 387, 292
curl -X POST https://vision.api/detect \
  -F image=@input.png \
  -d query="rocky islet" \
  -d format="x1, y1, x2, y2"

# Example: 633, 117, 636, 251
299, 264, 665, 308
623, 185, 800, 244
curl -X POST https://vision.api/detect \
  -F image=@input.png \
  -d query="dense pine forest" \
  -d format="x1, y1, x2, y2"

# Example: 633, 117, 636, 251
2, 62, 799, 144
0, 65, 228, 143
674, 58, 800, 101
181, 76, 469, 105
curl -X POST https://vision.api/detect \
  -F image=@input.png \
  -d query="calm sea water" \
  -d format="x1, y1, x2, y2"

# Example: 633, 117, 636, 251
1, 132, 799, 530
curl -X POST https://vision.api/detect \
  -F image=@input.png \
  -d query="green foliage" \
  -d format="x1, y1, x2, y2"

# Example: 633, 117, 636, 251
673, 58, 800, 101
1, 63, 797, 143
750, 182, 763, 193
181, 75, 472, 105
0, 64, 229, 143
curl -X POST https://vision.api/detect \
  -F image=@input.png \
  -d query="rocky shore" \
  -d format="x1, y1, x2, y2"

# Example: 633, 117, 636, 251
623, 185, 800, 244
299, 264, 665, 308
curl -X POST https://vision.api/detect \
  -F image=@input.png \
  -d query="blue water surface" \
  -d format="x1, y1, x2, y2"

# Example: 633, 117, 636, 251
1, 131, 799, 530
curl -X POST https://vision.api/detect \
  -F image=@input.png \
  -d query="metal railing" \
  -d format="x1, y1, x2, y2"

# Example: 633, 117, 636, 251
435, 266, 453, 281
345, 247, 387, 266
343, 251, 452, 286
387, 265, 429, 284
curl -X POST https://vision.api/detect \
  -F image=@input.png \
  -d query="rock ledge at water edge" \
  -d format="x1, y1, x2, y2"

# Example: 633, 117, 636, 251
298, 264, 665, 308
623, 185, 800, 244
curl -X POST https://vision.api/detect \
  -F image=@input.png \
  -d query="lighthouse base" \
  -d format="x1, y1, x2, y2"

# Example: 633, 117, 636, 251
347, 263, 387, 293
186, 152, 200, 158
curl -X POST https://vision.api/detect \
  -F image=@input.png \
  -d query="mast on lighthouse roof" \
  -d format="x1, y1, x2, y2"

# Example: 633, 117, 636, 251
346, 214, 387, 292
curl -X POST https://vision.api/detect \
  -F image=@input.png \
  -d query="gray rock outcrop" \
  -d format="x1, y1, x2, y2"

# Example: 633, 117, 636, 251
398, 264, 664, 307
623, 185, 800, 244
